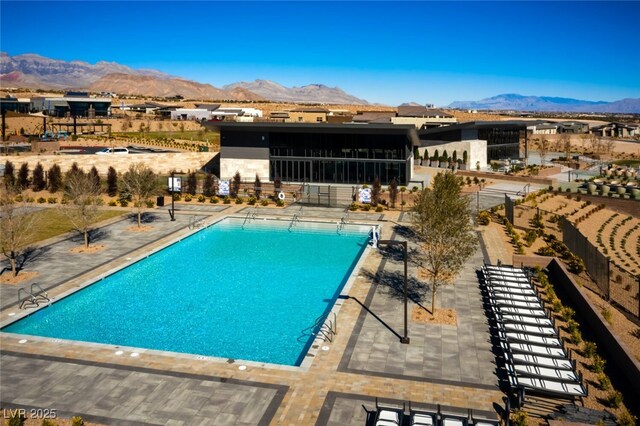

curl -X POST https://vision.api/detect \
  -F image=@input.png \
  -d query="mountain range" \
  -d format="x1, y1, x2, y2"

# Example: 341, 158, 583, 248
448, 93, 640, 114
0, 53, 367, 104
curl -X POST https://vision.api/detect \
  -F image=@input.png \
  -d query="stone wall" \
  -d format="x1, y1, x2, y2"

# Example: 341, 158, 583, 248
220, 158, 270, 181
417, 140, 487, 169
1, 152, 216, 175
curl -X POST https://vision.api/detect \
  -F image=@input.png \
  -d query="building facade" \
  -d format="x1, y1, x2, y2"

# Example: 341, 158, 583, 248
418, 121, 527, 161
204, 122, 417, 185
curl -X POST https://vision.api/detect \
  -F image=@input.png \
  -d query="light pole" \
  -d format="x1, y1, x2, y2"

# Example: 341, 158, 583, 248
377, 239, 410, 344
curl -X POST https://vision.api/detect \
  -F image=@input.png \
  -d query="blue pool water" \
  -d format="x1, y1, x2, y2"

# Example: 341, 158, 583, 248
3, 218, 370, 366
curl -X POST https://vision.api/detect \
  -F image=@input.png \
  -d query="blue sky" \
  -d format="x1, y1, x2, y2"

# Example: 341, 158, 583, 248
2, 1, 639, 106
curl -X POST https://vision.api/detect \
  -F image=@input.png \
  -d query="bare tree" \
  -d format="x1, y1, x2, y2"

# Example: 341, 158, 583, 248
538, 138, 550, 166
388, 177, 399, 208
0, 184, 35, 276
589, 133, 602, 154
121, 163, 159, 227
63, 170, 102, 248
579, 134, 589, 155
603, 138, 616, 157
559, 133, 572, 160
411, 172, 477, 313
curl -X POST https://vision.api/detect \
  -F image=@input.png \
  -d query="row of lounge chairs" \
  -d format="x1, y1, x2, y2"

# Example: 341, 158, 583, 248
480, 264, 588, 407
372, 399, 500, 426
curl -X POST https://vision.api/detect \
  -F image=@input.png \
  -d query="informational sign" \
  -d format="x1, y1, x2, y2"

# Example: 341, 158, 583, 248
358, 188, 371, 204
218, 180, 230, 196
168, 177, 182, 192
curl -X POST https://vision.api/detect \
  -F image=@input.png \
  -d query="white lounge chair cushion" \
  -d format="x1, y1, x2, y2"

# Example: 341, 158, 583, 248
513, 364, 579, 382
508, 342, 566, 358
377, 410, 400, 425
443, 418, 465, 426
412, 413, 435, 426
511, 353, 573, 370
516, 376, 587, 397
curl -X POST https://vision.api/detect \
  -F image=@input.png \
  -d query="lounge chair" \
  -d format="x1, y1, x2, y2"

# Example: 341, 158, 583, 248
374, 398, 404, 426
499, 327, 563, 348
507, 342, 567, 359
485, 280, 533, 291
408, 402, 438, 426
501, 322, 557, 337
468, 409, 500, 426
491, 297, 544, 311
510, 352, 574, 370
512, 363, 580, 383
495, 305, 549, 318
498, 313, 554, 328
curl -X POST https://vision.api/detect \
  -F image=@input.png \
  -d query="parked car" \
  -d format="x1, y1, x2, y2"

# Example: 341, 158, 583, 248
96, 147, 129, 155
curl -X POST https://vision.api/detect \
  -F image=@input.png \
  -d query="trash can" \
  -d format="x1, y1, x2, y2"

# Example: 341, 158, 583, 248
157, 196, 165, 207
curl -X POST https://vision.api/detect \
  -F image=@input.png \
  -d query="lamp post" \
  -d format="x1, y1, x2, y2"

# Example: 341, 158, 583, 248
377, 239, 410, 344
169, 170, 182, 221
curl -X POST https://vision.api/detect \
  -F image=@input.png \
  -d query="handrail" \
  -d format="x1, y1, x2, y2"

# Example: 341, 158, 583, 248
288, 206, 303, 230
30, 283, 49, 303
189, 216, 204, 229
338, 208, 349, 232
297, 311, 337, 343
242, 207, 259, 229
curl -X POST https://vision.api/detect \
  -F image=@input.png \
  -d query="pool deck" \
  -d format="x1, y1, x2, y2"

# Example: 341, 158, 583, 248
1, 202, 506, 425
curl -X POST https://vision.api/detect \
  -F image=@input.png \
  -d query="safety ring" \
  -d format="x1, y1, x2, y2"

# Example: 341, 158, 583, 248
278, 191, 286, 200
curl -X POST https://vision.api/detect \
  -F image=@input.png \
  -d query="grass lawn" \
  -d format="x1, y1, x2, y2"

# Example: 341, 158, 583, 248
24, 208, 125, 246
111, 130, 220, 143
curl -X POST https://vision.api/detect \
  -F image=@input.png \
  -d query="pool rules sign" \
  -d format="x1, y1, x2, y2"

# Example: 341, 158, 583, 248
358, 188, 371, 204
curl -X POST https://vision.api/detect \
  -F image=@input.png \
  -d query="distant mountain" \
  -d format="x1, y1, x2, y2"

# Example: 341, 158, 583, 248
0, 53, 368, 104
448, 93, 640, 113
0, 52, 172, 89
223, 79, 368, 104
88, 73, 264, 101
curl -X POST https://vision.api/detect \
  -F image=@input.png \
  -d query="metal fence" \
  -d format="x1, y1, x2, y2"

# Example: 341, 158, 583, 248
504, 198, 640, 319
562, 218, 639, 319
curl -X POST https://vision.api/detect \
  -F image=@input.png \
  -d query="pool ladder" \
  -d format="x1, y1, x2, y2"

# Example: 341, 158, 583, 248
188, 216, 204, 229
288, 206, 303, 230
242, 207, 259, 229
337, 209, 349, 232
298, 312, 337, 343
18, 283, 50, 309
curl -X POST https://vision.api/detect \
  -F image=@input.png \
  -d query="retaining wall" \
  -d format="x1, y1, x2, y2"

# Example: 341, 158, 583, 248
547, 259, 640, 396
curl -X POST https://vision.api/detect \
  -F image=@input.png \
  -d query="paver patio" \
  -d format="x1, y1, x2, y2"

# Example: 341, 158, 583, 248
1, 202, 507, 425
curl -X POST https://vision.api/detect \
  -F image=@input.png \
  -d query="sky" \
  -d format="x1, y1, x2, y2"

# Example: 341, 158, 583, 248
1, 1, 639, 106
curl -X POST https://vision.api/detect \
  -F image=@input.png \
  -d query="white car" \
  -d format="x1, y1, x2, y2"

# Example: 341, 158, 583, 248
96, 147, 129, 155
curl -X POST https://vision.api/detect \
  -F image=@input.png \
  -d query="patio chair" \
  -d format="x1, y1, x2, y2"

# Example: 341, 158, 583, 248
498, 326, 563, 348
512, 363, 580, 383
485, 280, 533, 291
374, 398, 404, 426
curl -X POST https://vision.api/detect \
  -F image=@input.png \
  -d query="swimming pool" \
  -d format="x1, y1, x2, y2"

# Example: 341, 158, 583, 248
2, 217, 371, 366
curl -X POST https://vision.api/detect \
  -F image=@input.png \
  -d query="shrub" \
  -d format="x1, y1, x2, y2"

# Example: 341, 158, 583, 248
562, 306, 575, 321
591, 355, 606, 374
32, 162, 46, 191
597, 373, 611, 390
119, 200, 128, 207
605, 390, 623, 408
235, 197, 244, 204
617, 409, 638, 426
247, 196, 257, 205
184, 194, 192, 202
536, 246, 556, 257
524, 229, 538, 246
48, 164, 63, 193
26, 196, 34, 203
14, 194, 24, 202
8, 411, 26, 426
375, 206, 384, 212
108, 200, 118, 206
349, 202, 359, 211
570, 329, 583, 345
601, 307, 613, 324
196, 194, 205, 202
107, 166, 118, 196
209, 196, 219, 204
510, 410, 528, 426
223, 196, 231, 204
261, 199, 269, 206
477, 211, 491, 225
47, 197, 57, 204
583, 341, 597, 359
362, 204, 371, 211
71, 417, 85, 426
145, 200, 155, 208
172, 193, 181, 201
566, 319, 579, 333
